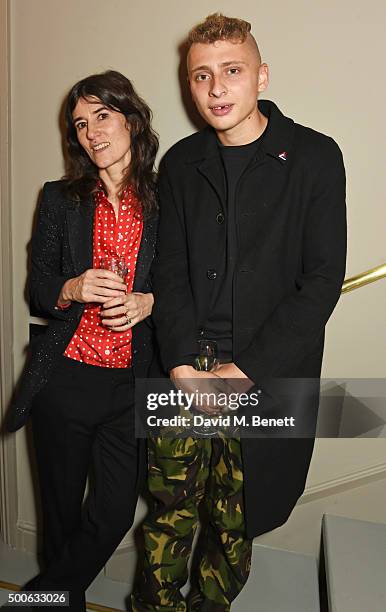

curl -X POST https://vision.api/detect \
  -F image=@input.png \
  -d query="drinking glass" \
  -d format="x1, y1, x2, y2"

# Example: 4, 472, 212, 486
99, 255, 128, 281
99, 256, 128, 323
192, 339, 220, 437
194, 339, 219, 372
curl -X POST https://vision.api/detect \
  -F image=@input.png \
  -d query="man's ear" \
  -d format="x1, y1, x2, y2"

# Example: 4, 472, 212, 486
258, 63, 269, 93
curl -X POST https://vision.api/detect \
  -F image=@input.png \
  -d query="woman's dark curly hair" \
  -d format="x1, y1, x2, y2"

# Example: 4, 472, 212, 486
64, 70, 159, 217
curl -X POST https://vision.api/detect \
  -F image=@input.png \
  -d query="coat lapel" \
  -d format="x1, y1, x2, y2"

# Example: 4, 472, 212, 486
66, 199, 94, 275
192, 128, 226, 210
197, 157, 226, 210
133, 213, 158, 292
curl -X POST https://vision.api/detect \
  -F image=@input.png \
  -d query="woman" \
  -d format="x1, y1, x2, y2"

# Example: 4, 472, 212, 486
7, 70, 158, 610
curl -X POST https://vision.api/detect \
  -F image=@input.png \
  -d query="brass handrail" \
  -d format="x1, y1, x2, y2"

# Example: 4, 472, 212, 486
342, 263, 386, 294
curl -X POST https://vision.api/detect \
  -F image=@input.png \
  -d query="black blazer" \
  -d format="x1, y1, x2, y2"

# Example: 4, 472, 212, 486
152, 100, 347, 537
7, 181, 157, 432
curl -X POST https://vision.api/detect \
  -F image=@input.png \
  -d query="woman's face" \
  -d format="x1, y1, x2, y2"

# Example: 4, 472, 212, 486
72, 96, 131, 176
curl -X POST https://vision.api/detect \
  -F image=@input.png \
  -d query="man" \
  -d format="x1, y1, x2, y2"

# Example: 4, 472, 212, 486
132, 13, 346, 612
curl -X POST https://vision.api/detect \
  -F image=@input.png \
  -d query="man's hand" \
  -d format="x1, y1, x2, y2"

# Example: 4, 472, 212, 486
215, 363, 247, 378
210, 362, 254, 393
170, 365, 197, 381
170, 365, 234, 415
58, 269, 126, 306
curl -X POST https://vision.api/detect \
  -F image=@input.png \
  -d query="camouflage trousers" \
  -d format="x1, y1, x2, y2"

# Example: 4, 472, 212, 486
131, 436, 252, 612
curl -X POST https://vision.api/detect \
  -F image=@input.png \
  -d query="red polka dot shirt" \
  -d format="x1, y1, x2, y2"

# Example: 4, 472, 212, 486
64, 184, 143, 368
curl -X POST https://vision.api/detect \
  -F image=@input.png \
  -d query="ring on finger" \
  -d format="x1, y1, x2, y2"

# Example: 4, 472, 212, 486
124, 300, 131, 324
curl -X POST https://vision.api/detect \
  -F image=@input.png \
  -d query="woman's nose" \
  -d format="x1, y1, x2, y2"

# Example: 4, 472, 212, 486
86, 122, 99, 141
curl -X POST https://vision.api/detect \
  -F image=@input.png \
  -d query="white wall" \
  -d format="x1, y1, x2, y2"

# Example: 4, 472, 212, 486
9, 0, 386, 551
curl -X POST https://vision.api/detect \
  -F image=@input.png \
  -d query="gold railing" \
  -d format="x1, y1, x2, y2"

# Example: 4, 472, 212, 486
342, 263, 386, 294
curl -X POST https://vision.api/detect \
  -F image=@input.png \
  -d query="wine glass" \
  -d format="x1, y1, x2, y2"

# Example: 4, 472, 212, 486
191, 339, 220, 437
194, 339, 219, 372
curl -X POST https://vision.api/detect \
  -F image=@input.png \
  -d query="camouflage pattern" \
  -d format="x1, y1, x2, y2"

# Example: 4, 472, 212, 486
131, 437, 252, 611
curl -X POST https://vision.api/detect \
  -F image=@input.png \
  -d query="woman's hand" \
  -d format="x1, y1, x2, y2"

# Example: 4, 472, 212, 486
58, 269, 126, 306
100, 292, 154, 332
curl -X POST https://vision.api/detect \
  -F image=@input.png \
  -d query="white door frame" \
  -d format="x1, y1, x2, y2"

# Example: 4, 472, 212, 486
0, 0, 18, 548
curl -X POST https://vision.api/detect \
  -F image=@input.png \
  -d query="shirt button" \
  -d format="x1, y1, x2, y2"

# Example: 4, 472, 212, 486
216, 212, 225, 224
105, 349, 110, 355
207, 269, 217, 280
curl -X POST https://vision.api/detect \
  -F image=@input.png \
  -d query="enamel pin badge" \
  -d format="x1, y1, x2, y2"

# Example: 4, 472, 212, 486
278, 151, 287, 161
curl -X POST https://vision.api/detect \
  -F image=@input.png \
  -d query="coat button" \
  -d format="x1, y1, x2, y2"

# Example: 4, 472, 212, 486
216, 212, 225, 224
207, 269, 217, 280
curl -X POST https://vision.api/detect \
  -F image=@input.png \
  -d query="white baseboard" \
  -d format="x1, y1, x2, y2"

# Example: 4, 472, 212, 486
302, 461, 386, 502
15, 520, 38, 554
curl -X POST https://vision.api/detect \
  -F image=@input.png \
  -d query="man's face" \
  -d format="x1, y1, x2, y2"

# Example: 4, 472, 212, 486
187, 37, 268, 140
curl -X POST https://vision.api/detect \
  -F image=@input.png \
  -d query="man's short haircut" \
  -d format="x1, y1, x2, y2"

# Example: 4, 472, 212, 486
188, 13, 251, 47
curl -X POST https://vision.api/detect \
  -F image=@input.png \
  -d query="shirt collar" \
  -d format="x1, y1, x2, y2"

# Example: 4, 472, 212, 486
94, 181, 136, 209
185, 99, 295, 166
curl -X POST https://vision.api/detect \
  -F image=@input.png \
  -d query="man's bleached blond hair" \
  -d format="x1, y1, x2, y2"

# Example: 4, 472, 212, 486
188, 13, 252, 47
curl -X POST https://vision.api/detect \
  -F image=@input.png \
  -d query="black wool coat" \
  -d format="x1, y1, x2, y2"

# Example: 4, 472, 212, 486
7, 181, 157, 433
151, 99, 347, 538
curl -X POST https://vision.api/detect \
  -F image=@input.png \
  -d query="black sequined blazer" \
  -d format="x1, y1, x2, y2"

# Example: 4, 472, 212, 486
7, 180, 158, 432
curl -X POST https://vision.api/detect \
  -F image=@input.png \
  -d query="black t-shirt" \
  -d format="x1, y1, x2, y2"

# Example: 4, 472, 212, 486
203, 134, 263, 360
